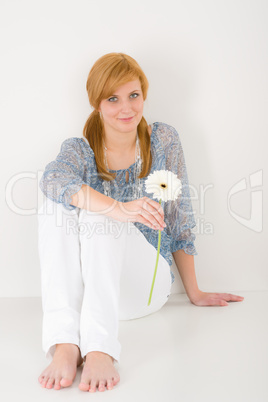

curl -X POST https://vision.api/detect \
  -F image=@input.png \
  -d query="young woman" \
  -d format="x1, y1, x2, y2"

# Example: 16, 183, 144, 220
37, 52, 244, 392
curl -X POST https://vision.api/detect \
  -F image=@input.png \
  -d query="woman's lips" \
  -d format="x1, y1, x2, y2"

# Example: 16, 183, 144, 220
118, 116, 134, 122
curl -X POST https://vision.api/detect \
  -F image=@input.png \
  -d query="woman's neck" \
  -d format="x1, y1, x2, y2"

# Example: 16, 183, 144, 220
103, 126, 137, 153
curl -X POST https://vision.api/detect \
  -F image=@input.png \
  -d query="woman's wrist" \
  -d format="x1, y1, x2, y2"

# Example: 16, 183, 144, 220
105, 200, 124, 220
188, 289, 203, 303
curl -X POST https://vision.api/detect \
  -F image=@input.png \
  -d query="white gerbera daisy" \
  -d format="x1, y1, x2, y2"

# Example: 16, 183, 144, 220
145, 169, 182, 202
145, 170, 182, 306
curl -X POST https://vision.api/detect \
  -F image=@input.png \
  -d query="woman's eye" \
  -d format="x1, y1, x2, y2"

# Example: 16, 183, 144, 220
107, 93, 140, 102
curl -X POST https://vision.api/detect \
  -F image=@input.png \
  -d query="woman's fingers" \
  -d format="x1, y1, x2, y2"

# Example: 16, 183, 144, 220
142, 197, 164, 217
191, 291, 244, 307
135, 215, 164, 230
215, 293, 244, 302
211, 298, 229, 306
140, 208, 166, 229
208, 293, 244, 306
117, 198, 166, 230
141, 197, 165, 227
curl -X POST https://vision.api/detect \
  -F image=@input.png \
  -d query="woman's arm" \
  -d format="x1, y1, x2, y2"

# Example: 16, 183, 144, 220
39, 138, 87, 210
71, 185, 166, 231
172, 249, 200, 303
172, 249, 245, 306
70, 184, 119, 218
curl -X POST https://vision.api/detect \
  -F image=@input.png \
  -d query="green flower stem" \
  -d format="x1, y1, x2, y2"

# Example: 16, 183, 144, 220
148, 199, 162, 306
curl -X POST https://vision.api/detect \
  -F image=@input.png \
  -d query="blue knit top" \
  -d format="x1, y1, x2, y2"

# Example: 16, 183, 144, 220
39, 121, 198, 284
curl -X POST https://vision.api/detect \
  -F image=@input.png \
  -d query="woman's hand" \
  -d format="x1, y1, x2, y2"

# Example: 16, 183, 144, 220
190, 290, 244, 307
113, 197, 166, 231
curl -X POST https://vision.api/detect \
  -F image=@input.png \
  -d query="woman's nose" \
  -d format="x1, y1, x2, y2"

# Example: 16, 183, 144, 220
120, 99, 132, 113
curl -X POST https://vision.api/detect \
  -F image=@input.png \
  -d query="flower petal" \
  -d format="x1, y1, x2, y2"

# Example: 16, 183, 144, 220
145, 169, 182, 201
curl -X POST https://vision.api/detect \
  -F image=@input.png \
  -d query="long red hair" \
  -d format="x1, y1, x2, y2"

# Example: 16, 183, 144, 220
83, 52, 152, 181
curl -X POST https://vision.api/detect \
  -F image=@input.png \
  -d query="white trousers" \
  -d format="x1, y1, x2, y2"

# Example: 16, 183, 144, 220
37, 196, 172, 364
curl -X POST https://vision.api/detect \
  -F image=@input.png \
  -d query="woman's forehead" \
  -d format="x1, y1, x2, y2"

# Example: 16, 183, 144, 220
102, 78, 141, 98
111, 80, 141, 93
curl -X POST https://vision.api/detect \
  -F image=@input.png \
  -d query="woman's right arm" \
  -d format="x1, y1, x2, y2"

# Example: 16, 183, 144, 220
39, 138, 87, 211
71, 185, 166, 231
40, 137, 165, 229
70, 184, 119, 217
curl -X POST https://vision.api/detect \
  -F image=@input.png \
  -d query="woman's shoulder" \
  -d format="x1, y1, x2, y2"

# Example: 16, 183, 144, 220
57, 137, 95, 163
152, 121, 179, 135
59, 136, 84, 147
63, 136, 95, 154
151, 122, 180, 144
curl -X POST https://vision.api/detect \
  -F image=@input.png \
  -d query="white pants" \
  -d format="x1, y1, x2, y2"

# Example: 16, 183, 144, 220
37, 197, 172, 364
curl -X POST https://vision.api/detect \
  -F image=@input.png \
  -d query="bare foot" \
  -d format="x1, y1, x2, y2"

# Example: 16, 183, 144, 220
38, 343, 83, 390
79, 351, 120, 392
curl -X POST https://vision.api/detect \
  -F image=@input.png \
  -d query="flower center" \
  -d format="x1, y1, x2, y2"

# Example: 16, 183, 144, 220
160, 183, 167, 188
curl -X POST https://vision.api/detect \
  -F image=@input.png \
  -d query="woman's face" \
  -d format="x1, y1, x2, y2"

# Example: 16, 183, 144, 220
98, 79, 144, 135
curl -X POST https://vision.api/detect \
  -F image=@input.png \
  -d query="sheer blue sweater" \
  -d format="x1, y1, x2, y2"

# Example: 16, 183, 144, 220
39, 121, 198, 284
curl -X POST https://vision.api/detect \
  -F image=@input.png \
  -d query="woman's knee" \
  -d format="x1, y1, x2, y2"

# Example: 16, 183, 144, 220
38, 197, 80, 231
78, 209, 128, 239
38, 196, 78, 215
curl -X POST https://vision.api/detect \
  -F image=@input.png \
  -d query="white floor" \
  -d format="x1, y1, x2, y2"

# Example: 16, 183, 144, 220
1, 291, 267, 402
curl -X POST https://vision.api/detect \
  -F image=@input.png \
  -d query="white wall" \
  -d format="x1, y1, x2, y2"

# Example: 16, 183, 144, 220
1, 0, 267, 297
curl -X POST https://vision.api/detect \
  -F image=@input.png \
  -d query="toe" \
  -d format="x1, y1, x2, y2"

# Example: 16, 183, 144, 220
113, 374, 120, 386
79, 369, 91, 391
107, 379, 114, 390
38, 375, 45, 384
54, 378, 61, 390
98, 380, 106, 392
89, 379, 97, 392
46, 377, 55, 389
79, 382, 90, 392
60, 377, 73, 388
41, 376, 49, 388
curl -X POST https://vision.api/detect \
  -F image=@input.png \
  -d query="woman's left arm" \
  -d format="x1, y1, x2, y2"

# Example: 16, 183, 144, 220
172, 249, 244, 306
